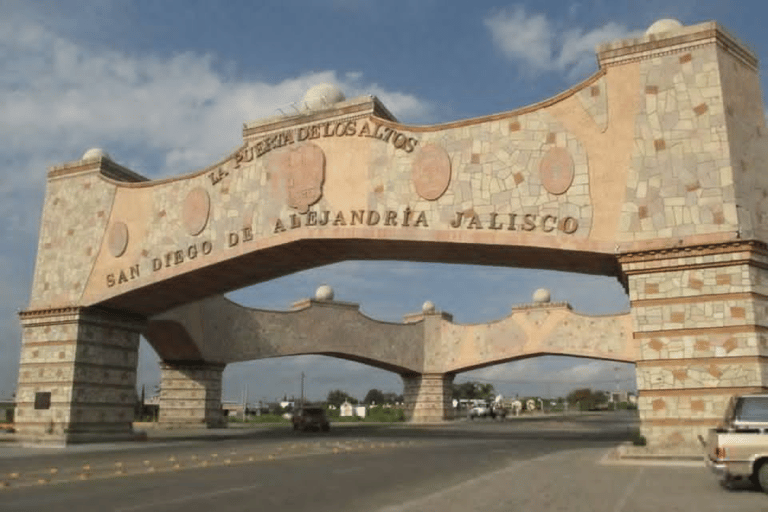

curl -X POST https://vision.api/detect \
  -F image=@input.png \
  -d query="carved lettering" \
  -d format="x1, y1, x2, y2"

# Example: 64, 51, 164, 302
489, 213, 503, 230
542, 215, 556, 233
402, 208, 412, 227
561, 217, 579, 234
507, 214, 517, 231
522, 214, 536, 231
366, 211, 380, 226
351, 210, 365, 225
333, 212, 347, 226
466, 214, 482, 229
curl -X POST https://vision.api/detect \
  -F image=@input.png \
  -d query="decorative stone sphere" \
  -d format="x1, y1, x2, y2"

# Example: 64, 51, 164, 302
645, 18, 683, 36
315, 285, 334, 301
422, 301, 435, 313
302, 83, 345, 111
532, 288, 551, 304
82, 147, 111, 160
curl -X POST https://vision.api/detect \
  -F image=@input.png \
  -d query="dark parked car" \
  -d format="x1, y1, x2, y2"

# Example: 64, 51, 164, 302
292, 407, 331, 432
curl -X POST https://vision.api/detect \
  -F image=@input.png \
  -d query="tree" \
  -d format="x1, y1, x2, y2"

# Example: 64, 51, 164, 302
382, 392, 403, 404
364, 389, 385, 405
566, 388, 608, 410
326, 389, 357, 407
451, 381, 495, 401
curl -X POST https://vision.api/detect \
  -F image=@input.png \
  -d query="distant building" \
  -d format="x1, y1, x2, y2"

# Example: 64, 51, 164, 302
340, 401, 354, 417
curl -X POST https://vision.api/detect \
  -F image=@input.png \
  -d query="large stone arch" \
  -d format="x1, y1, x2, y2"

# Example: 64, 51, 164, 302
15, 21, 768, 453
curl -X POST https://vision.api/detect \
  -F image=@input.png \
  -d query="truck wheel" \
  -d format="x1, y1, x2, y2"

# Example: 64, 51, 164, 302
756, 461, 768, 492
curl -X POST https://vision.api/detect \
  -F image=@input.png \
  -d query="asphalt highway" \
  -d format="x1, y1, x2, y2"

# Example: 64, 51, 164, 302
0, 412, 765, 511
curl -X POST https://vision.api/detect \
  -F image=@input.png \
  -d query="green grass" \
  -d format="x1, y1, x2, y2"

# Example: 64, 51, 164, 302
227, 414, 289, 424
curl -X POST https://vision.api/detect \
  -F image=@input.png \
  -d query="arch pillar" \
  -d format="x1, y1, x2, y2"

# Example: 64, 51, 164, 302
621, 242, 768, 453
159, 361, 226, 428
15, 307, 145, 443
401, 373, 455, 423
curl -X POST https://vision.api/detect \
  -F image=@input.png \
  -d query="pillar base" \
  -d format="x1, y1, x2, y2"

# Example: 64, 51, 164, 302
402, 373, 454, 423
159, 362, 226, 428
14, 307, 145, 443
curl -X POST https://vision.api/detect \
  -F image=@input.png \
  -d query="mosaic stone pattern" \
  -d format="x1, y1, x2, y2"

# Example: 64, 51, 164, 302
16, 22, 768, 452
15, 308, 143, 440
402, 373, 455, 422
159, 362, 225, 427
621, 243, 768, 451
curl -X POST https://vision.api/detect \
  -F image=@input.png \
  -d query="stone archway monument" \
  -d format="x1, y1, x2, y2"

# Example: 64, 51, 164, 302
15, 19, 768, 451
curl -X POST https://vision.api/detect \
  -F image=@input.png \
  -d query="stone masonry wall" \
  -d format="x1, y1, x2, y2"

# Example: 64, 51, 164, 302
621, 242, 768, 451
159, 362, 225, 427
15, 308, 143, 440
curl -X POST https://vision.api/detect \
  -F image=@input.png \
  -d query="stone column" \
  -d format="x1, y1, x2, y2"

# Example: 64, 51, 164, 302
15, 307, 145, 443
620, 242, 768, 453
159, 362, 225, 428
402, 373, 455, 423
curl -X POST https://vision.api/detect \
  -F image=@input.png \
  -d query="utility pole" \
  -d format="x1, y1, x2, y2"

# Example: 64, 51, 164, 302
300, 372, 305, 408
243, 384, 248, 420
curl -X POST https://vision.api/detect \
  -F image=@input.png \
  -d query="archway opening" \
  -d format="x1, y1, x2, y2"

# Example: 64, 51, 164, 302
136, 260, 631, 419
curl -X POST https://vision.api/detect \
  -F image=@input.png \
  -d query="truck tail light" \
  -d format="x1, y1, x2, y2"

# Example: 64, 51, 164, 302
715, 447, 727, 459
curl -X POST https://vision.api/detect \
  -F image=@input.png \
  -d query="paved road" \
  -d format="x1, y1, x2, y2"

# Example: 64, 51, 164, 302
0, 412, 765, 511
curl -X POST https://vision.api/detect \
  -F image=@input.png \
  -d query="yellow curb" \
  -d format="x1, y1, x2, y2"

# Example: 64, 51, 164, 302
8, 473, 19, 480
49, 468, 58, 475
37, 478, 49, 485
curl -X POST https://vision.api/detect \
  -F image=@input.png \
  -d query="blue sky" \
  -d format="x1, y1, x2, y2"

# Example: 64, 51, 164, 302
0, 0, 763, 403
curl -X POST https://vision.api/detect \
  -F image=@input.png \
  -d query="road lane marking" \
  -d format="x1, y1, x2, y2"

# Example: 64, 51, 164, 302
113, 482, 265, 511
613, 467, 645, 512
333, 466, 362, 474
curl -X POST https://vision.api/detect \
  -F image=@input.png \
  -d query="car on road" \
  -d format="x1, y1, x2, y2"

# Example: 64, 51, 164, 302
467, 403, 491, 419
292, 406, 331, 432
702, 393, 768, 492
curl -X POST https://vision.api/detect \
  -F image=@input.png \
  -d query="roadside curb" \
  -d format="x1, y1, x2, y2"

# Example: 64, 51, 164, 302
600, 444, 705, 467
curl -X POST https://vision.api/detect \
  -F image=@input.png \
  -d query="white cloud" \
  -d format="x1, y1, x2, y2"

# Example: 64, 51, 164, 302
484, 6, 639, 79
0, 13, 432, 397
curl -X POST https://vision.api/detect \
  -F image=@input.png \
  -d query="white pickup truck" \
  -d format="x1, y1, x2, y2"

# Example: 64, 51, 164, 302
702, 393, 768, 491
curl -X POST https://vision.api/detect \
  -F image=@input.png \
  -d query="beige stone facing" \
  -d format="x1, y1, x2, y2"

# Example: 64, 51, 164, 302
402, 373, 454, 422
15, 21, 768, 451
14, 308, 144, 439
159, 362, 225, 427
621, 243, 768, 451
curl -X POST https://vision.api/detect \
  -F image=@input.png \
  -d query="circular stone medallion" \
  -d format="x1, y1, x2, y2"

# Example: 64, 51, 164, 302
539, 147, 575, 195
412, 144, 451, 201
108, 222, 129, 258
182, 187, 211, 236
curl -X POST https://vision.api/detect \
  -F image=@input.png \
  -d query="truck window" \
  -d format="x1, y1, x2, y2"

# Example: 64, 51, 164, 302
734, 396, 768, 422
